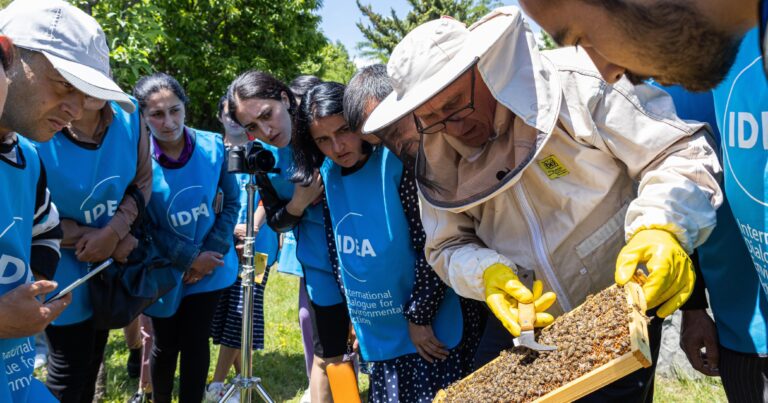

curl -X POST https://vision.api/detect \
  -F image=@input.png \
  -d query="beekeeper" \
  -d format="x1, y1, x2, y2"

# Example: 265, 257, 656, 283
363, 7, 722, 400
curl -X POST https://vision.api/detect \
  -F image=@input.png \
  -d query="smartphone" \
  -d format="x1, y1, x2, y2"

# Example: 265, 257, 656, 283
45, 259, 114, 303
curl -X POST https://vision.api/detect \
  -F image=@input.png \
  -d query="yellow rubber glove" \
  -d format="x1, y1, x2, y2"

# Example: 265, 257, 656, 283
483, 264, 557, 337
615, 229, 695, 318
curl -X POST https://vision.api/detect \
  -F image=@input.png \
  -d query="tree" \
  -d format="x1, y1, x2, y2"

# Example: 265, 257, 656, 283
538, 31, 558, 51
74, 0, 164, 92
52, 0, 353, 131
355, 0, 499, 63
300, 41, 358, 84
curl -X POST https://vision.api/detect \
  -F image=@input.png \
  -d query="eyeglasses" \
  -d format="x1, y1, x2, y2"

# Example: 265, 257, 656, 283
413, 68, 476, 135
0, 36, 14, 71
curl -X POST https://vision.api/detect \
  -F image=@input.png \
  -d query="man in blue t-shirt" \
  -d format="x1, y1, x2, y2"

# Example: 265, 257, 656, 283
654, 84, 768, 401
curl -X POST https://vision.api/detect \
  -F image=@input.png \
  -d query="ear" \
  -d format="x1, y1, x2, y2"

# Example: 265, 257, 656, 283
281, 91, 291, 108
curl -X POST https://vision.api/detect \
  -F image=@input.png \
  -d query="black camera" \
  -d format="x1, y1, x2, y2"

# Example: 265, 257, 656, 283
227, 141, 276, 174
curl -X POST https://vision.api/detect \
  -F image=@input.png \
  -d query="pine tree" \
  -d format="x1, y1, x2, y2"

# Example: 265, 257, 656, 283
356, 0, 498, 63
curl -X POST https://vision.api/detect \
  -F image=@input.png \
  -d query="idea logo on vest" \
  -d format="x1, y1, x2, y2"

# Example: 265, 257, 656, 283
0, 217, 31, 287
79, 175, 122, 225
335, 212, 377, 258
166, 185, 211, 241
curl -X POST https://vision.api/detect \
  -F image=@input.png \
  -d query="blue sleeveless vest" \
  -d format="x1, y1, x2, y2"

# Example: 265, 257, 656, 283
712, 27, 768, 354
276, 231, 302, 277
35, 101, 139, 325
0, 137, 57, 402
267, 142, 301, 276
322, 147, 462, 361
144, 129, 237, 317
235, 173, 278, 266
263, 143, 341, 305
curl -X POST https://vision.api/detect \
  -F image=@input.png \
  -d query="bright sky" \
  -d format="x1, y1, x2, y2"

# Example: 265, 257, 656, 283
318, 1, 541, 66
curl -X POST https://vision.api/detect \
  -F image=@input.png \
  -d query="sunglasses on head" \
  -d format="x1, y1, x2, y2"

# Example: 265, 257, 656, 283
0, 36, 13, 71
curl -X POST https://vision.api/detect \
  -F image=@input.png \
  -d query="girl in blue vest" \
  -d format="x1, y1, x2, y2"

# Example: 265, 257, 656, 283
228, 71, 347, 403
292, 82, 482, 402
133, 73, 239, 403
34, 86, 151, 401
207, 96, 279, 401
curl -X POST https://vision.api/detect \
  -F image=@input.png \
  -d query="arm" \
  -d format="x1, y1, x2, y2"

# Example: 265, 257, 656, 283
59, 220, 96, 249
421, 195, 515, 302
30, 162, 62, 280
201, 154, 240, 254
255, 173, 303, 233
107, 121, 152, 240
400, 167, 446, 325
680, 252, 719, 376
680, 250, 708, 310
583, 80, 722, 252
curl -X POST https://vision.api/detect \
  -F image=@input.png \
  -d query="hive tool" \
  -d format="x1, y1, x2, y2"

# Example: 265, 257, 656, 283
513, 270, 557, 352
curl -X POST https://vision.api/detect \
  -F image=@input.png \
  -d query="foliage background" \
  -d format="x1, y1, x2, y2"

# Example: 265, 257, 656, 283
72, 0, 359, 130
0, 0, 510, 130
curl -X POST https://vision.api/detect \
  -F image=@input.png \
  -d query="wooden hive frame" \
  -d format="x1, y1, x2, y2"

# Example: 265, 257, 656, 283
434, 282, 651, 403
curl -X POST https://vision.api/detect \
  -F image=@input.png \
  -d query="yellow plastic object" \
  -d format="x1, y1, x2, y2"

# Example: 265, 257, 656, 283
327, 361, 361, 403
615, 229, 695, 318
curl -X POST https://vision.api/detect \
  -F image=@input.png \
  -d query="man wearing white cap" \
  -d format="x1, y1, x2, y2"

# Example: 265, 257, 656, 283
0, 0, 135, 401
0, 0, 134, 144
363, 7, 722, 400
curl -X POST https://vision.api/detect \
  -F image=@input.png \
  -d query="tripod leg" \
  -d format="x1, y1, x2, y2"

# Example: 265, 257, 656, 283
220, 384, 237, 403
254, 382, 275, 403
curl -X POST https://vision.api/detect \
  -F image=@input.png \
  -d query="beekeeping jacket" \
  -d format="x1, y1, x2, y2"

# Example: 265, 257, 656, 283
418, 41, 723, 315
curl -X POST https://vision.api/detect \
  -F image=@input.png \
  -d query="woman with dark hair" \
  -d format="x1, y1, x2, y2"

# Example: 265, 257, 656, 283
34, 60, 152, 401
289, 75, 322, 103
294, 82, 482, 402
228, 70, 345, 403
133, 73, 239, 403
285, 74, 323, 395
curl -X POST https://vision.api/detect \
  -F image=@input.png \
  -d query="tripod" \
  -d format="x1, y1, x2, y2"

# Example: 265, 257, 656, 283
221, 174, 275, 403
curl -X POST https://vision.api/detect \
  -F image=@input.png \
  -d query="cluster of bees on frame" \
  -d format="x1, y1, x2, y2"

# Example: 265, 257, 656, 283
441, 286, 634, 403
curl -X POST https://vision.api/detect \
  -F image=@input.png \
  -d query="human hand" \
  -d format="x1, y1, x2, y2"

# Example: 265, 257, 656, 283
235, 242, 245, 262
111, 234, 139, 263
483, 264, 556, 337
75, 226, 120, 262
233, 224, 248, 240
615, 229, 695, 318
287, 171, 324, 215
186, 251, 224, 284
348, 325, 359, 353
408, 322, 449, 363
0, 281, 71, 338
680, 309, 720, 376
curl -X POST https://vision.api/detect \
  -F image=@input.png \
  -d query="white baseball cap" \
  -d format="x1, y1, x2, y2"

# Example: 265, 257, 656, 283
0, 0, 135, 113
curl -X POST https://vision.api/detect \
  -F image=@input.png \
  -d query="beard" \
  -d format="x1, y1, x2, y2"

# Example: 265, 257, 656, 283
617, 1, 743, 91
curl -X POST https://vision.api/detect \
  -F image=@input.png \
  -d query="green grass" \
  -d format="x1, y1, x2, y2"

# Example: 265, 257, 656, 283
37, 271, 725, 402
93, 271, 369, 402
654, 374, 727, 403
